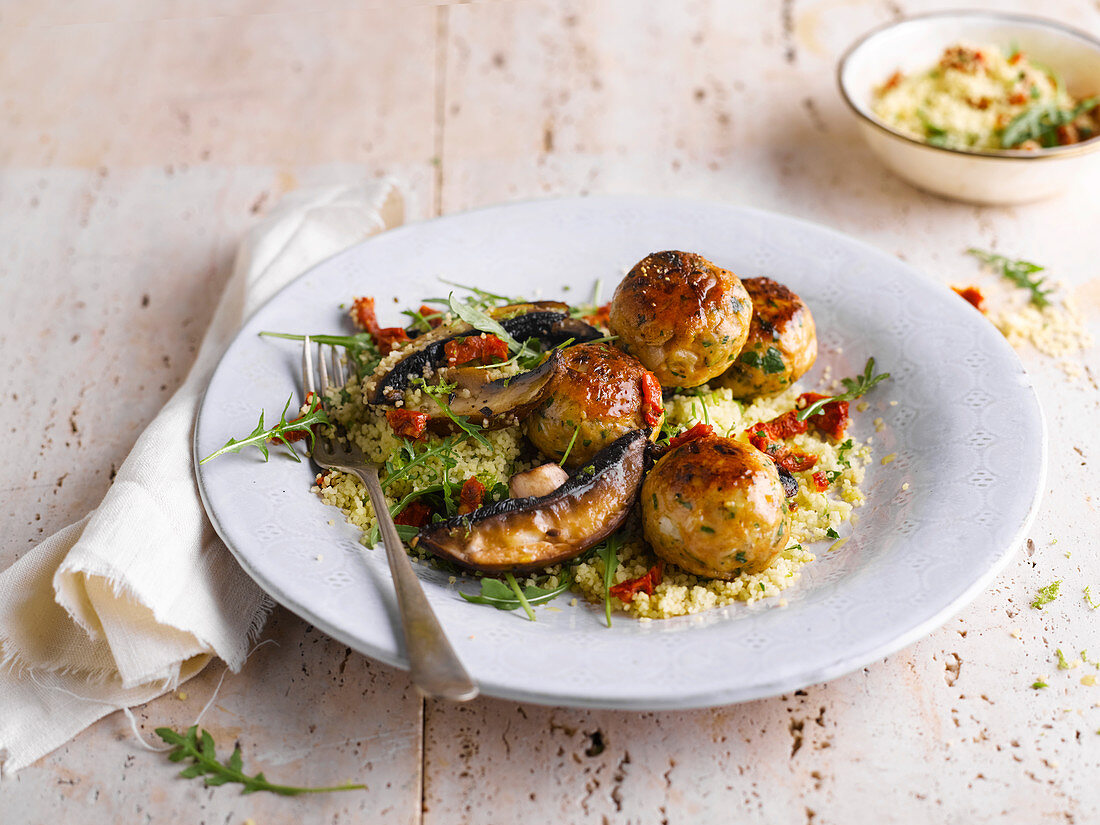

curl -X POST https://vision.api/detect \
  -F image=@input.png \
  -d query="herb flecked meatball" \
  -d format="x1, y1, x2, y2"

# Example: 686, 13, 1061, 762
714, 276, 817, 399
609, 251, 752, 388
524, 343, 662, 467
641, 435, 790, 579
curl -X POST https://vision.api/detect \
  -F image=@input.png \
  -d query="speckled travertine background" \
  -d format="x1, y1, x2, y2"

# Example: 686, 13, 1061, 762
2, 1, 1098, 822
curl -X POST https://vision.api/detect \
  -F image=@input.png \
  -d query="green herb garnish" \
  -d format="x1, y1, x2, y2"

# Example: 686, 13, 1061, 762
966, 248, 1053, 309
797, 358, 890, 422
381, 436, 459, 491
156, 726, 365, 796
596, 533, 622, 628
447, 293, 522, 354
1056, 648, 1072, 669
1085, 586, 1100, 609
459, 573, 572, 618
1031, 680, 1048, 689
559, 425, 581, 467
199, 395, 329, 464
259, 331, 381, 379
1000, 96, 1099, 149
415, 379, 493, 450
1031, 580, 1062, 610
825, 527, 840, 540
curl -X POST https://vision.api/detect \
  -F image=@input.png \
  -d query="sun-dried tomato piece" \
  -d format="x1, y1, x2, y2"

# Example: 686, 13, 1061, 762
351, 296, 380, 333
669, 423, 714, 450
417, 304, 445, 329
375, 327, 409, 355
610, 562, 665, 603
583, 303, 611, 328
797, 392, 850, 441
282, 391, 319, 442
457, 477, 487, 515
386, 409, 430, 440
952, 285, 986, 312
444, 334, 510, 367
639, 372, 664, 428
773, 451, 818, 473
351, 296, 409, 354
394, 500, 433, 528
811, 471, 830, 492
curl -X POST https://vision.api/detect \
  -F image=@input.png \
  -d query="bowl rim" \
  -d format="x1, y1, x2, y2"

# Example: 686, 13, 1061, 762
837, 9, 1100, 161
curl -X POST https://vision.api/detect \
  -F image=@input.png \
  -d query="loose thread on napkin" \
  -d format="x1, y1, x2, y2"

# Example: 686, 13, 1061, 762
26, 639, 281, 754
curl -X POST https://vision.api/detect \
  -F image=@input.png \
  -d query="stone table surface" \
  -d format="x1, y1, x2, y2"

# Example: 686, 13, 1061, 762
2, 0, 1099, 822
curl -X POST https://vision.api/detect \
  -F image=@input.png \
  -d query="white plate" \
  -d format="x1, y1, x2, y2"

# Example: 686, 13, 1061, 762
195, 196, 1045, 709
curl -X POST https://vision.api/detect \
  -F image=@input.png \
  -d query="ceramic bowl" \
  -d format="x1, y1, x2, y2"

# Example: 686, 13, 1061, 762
838, 11, 1100, 204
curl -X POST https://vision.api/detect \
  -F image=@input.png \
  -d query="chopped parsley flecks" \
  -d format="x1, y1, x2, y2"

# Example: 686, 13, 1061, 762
1031, 680, 1049, 690
1030, 580, 1062, 610
740, 346, 786, 375
1085, 586, 1100, 610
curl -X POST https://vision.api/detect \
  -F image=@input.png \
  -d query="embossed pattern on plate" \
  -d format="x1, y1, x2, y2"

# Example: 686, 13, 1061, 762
195, 196, 1045, 709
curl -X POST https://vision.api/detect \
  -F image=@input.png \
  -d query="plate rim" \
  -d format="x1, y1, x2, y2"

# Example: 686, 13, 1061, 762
194, 194, 1048, 709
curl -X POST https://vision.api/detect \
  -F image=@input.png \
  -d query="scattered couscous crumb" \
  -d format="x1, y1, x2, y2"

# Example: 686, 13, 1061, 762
315, 554, 323, 562
327, 519, 335, 526
889, 400, 898, 406
1010, 628, 1022, 639
448, 576, 457, 585
856, 401, 869, 413
881, 453, 896, 465
177, 691, 188, 701
1082, 675, 1097, 686
902, 482, 910, 491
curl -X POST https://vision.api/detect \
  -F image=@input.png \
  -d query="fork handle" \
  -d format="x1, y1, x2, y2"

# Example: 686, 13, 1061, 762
355, 464, 479, 702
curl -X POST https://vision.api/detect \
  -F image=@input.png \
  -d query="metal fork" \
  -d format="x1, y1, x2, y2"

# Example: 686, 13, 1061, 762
303, 336, 478, 702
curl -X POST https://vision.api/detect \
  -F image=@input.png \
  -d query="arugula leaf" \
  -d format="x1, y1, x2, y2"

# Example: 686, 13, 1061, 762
415, 380, 493, 450
1000, 96, 1099, 149
156, 726, 365, 796
199, 396, 329, 465
740, 346, 786, 375
796, 358, 890, 422
966, 248, 1053, 309
505, 572, 536, 621
425, 280, 522, 311
381, 437, 459, 491
917, 109, 951, 147
447, 293, 522, 354
1031, 580, 1062, 609
595, 533, 622, 627
259, 331, 381, 379
559, 425, 581, 467
459, 572, 572, 616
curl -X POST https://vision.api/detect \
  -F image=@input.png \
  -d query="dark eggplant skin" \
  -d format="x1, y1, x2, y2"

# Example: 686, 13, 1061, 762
369, 301, 601, 406
776, 465, 799, 499
413, 429, 649, 573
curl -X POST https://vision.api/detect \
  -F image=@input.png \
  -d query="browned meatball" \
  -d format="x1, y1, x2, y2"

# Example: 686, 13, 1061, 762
524, 343, 662, 467
641, 436, 789, 578
714, 277, 817, 398
609, 251, 752, 388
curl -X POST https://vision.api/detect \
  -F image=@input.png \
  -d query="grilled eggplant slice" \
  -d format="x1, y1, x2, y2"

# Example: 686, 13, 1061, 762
420, 350, 564, 434
366, 301, 601, 406
414, 429, 648, 573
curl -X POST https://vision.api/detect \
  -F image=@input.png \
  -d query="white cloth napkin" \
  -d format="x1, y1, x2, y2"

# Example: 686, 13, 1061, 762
0, 179, 404, 776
